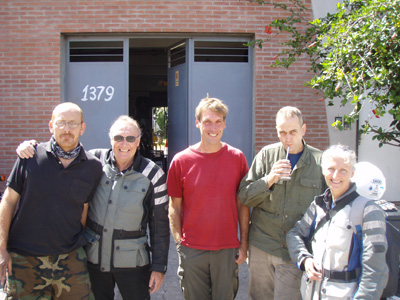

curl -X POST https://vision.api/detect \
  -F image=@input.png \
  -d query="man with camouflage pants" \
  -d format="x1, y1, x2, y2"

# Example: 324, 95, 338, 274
0, 102, 102, 299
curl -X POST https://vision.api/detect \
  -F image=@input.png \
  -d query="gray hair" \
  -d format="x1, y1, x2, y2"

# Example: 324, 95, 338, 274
276, 106, 303, 126
322, 144, 357, 171
109, 115, 141, 138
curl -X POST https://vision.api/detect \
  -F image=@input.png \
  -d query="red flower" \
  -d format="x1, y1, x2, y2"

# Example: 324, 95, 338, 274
372, 109, 380, 118
264, 26, 272, 34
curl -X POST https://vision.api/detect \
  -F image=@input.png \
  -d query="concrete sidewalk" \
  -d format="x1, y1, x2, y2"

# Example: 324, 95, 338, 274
151, 236, 249, 300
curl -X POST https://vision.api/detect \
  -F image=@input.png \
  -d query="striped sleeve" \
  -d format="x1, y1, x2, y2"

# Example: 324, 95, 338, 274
141, 159, 168, 206
139, 157, 170, 273
287, 201, 318, 269
355, 202, 388, 300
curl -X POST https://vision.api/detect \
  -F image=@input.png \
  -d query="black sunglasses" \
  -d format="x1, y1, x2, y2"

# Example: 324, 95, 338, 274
112, 135, 139, 143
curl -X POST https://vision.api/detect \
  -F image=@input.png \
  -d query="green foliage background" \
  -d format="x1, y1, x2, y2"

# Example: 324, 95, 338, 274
154, 107, 168, 139
248, 0, 400, 147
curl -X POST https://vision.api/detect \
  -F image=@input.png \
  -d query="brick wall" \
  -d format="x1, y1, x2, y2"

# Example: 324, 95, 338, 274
0, 0, 329, 188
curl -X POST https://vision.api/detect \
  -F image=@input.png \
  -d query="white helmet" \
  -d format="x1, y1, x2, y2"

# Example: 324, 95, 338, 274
352, 161, 386, 200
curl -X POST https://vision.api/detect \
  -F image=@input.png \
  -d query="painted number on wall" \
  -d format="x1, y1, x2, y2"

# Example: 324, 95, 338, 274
81, 85, 114, 102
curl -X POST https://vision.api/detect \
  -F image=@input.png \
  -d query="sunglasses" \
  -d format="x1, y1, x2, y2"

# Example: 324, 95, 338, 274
112, 135, 139, 143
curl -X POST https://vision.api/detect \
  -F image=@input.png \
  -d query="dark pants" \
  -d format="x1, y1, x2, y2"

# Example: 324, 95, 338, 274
87, 263, 151, 300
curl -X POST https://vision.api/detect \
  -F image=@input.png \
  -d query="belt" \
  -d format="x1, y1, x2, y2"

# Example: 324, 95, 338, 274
87, 219, 146, 239
323, 268, 360, 281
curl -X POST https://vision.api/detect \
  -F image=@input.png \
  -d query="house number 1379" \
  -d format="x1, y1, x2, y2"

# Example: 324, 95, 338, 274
81, 85, 114, 102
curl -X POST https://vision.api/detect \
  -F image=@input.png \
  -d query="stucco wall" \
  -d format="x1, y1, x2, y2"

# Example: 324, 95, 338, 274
358, 103, 400, 202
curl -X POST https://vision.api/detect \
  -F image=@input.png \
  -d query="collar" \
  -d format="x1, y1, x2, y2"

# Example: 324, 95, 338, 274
44, 139, 87, 162
50, 136, 82, 160
106, 150, 142, 173
279, 139, 310, 169
316, 182, 358, 211
332, 182, 358, 204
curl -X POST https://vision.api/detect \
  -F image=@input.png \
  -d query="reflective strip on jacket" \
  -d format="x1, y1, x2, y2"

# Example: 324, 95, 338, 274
85, 149, 169, 273
287, 185, 388, 300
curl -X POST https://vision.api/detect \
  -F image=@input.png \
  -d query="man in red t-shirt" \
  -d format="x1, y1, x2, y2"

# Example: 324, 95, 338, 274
167, 97, 249, 300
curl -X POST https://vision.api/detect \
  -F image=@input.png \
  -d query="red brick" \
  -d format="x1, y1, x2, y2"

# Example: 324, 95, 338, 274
0, 0, 329, 176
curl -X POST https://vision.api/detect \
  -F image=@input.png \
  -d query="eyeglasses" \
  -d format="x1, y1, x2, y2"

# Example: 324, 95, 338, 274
54, 121, 82, 129
112, 135, 139, 143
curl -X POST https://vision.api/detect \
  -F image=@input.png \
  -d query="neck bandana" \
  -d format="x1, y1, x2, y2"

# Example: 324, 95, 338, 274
50, 135, 81, 160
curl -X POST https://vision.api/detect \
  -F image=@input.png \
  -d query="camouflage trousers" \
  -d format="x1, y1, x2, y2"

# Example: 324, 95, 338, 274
5, 247, 94, 300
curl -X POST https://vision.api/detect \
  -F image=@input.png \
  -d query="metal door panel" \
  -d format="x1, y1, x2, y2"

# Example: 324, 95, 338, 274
167, 41, 188, 165
65, 39, 129, 149
191, 62, 252, 164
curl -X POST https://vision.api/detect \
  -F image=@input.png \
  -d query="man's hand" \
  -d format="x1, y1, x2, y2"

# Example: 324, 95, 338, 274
236, 196, 249, 265
0, 248, 11, 286
149, 271, 164, 294
16, 140, 37, 159
304, 257, 322, 281
266, 159, 291, 188
235, 243, 247, 265
0, 187, 20, 286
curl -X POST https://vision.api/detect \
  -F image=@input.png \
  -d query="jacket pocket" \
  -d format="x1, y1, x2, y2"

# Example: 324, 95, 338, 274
84, 227, 101, 264
300, 178, 323, 190
113, 236, 149, 268
297, 178, 324, 213
326, 218, 353, 252
320, 280, 357, 299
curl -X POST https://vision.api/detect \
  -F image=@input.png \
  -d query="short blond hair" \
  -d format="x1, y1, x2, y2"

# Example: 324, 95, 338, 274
195, 97, 229, 121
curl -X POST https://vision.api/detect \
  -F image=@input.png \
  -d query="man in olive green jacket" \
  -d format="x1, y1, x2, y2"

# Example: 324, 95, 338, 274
238, 106, 326, 300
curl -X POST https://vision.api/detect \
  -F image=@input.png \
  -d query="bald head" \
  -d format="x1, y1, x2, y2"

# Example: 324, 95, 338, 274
52, 102, 83, 123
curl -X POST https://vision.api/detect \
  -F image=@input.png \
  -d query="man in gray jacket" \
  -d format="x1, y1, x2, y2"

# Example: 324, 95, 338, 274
238, 106, 326, 300
85, 115, 169, 300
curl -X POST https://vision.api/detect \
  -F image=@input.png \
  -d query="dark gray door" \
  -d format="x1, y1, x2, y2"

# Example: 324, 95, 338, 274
189, 39, 253, 164
65, 39, 129, 149
167, 38, 253, 164
167, 41, 189, 165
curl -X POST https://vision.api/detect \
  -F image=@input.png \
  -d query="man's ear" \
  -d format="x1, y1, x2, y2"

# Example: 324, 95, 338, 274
49, 120, 54, 134
79, 122, 86, 136
302, 123, 307, 137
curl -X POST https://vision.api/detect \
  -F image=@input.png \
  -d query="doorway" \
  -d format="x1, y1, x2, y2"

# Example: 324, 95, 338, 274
128, 46, 170, 172
65, 36, 253, 171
